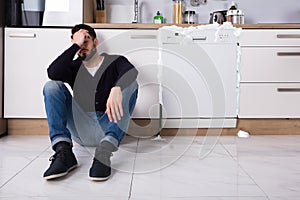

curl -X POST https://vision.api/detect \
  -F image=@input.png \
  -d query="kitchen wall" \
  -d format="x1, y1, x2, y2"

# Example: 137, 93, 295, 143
105, 0, 300, 24
43, 0, 83, 26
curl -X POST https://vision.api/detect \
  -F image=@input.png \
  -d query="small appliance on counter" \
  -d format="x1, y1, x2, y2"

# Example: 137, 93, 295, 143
184, 10, 196, 24
226, 1, 244, 24
209, 10, 227, 24
226, 9, 244, 24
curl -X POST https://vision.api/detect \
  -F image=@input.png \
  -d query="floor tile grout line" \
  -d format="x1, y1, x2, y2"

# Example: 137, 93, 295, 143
236, 160, 271, 200
219, 141, 271, 200
0, 145, 51, 190
127, 137, 140, 200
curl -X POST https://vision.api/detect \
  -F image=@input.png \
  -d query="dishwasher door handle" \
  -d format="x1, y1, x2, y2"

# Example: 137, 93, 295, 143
277, 34, 300, 39
130, 35, 157, 39
9, 33, 37, 38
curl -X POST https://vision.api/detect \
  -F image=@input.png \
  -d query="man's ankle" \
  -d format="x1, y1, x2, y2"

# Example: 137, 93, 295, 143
54, 141, 71, 151
99, 140, 117, 153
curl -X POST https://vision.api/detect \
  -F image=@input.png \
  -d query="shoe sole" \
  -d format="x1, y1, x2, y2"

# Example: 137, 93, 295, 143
44, 164, 78, 180
89, 175, 110, 181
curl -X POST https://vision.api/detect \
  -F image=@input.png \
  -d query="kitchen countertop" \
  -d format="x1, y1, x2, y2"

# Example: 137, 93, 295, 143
88, 23, 300, 29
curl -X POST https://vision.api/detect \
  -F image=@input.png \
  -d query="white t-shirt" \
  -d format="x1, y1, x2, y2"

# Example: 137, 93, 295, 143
85, 57, 104, 77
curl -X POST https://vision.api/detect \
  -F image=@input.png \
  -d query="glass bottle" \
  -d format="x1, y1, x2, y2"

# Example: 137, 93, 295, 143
173, 0, 183, 24
154, 11, 164, 24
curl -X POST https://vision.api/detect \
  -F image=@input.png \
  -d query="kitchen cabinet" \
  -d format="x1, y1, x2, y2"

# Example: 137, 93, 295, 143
4, 27, 71, 118
239, 29, 300, 118
4, 28, 160, 120
95, 29, 160, 119
4, 27, 238, 129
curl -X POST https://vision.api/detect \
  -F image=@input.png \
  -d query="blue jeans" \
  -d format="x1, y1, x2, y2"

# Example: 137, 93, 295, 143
43, 80, 138, 150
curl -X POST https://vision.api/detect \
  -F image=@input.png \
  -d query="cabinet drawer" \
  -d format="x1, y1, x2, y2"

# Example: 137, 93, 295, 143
239, 83, 300, 118
240, 47, 300, 82
239, 30, 300, 47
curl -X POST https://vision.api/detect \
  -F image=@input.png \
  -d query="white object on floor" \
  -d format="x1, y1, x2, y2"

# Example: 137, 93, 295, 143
151, 134, 166, 141
237, 130, 250, 138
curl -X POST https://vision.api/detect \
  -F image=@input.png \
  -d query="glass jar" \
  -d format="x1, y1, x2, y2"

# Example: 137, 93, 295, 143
184, 10, 196, 24
173, 0, 183, 24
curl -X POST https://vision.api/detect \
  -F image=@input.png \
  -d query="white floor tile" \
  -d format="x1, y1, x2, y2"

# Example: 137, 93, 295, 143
1, 135, 300, 199
0, 135, 50, 187
0, 156, 33, 187
131, 155, 265, 198
0, 156, 132, 199
237, 155, 300, 198
0, 135, 50, 159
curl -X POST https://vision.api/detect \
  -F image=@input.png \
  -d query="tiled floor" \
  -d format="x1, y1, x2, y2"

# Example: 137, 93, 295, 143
1, 134, 300, 200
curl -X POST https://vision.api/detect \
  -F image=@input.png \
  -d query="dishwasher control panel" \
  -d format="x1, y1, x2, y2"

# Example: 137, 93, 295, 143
159, 26, 240, 44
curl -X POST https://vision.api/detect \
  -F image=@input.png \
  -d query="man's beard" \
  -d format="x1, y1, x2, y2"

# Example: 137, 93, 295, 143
79, 47, 97, 61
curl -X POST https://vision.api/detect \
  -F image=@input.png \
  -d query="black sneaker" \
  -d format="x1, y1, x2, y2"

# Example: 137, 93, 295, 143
43, 142, 78, 180
89, 141, 117, 181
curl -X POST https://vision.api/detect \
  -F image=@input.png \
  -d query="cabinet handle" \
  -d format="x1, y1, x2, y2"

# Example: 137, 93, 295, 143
130, 35, 157, 39
192, 37, 207, 41
9, 33, 36, 38
277, 88, 300, 92
277, 34, 300, 39
277, 52, 300, 56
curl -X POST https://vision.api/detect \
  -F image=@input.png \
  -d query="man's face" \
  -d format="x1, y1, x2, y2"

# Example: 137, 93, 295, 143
77, 33, 97, 59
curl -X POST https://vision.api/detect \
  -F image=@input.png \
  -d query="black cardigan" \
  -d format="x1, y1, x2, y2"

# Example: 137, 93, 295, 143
47, 44, 138, 112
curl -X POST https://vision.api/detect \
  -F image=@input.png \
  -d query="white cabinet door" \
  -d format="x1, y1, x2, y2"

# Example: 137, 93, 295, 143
96, 29, 160, 118
4, 28, 71, 118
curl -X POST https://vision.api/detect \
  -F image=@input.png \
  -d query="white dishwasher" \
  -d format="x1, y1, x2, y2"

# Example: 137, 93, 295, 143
158, 24, 241, 128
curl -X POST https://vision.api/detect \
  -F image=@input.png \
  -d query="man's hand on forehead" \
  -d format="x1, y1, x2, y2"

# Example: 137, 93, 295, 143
72, 29, 89, 46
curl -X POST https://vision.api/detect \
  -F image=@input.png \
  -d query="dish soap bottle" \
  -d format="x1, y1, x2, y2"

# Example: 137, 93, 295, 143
153, 11, 164, 24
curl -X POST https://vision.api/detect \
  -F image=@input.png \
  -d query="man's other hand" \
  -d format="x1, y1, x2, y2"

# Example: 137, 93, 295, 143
106, 86, 123, 123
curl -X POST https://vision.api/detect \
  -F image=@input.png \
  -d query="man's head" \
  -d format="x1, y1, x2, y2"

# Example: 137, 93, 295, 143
71, 24, 98, 60
71, 24, 96, 40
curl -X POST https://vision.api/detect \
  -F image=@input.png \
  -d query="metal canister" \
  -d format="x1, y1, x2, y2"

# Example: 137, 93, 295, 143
184, 10, 196, 24
227, 9, 244, 24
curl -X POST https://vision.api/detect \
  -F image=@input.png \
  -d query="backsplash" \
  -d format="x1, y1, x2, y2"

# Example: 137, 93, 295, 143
105, 0, 300, 24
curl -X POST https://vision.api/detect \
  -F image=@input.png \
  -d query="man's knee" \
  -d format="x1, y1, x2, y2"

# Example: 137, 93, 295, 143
43, 80, 65, 96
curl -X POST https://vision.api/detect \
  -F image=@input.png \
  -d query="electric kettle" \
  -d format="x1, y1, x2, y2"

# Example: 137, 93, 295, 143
209, 10, 227, 24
